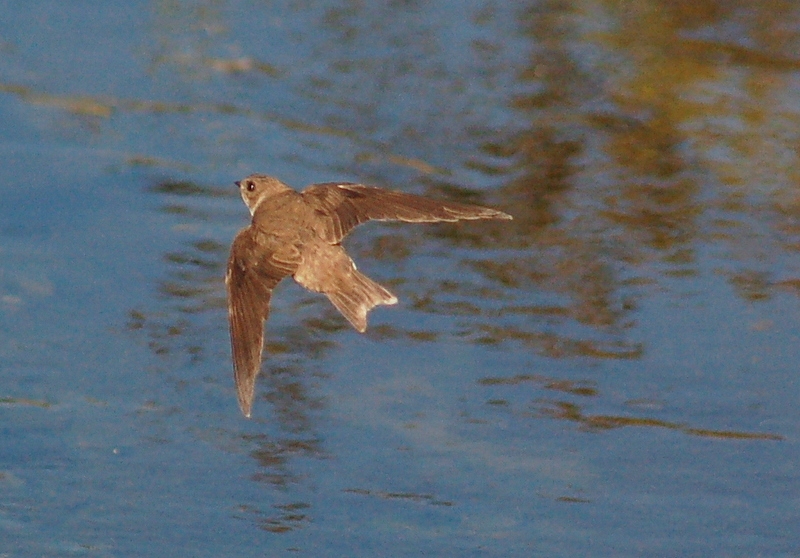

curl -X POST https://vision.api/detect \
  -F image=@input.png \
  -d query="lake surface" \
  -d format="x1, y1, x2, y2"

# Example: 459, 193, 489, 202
1, 1, 799, 556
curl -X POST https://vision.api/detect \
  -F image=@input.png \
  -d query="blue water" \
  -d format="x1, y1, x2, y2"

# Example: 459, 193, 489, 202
1, 2, 799, 556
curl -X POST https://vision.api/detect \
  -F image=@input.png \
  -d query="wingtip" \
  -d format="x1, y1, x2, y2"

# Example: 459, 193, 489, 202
482, 207, 512, 220
237, 386, 254, 418
461, 207, 513, 221
239, 400, 252, 418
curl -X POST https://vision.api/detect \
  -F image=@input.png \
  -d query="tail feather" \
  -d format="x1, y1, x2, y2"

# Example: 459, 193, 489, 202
326, 269, 397, 332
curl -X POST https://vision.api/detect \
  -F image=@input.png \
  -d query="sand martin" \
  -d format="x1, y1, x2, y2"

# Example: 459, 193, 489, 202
226, 174, 512, 417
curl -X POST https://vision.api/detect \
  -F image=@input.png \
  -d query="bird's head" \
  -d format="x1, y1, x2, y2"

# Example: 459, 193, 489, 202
235, 174, 291, 215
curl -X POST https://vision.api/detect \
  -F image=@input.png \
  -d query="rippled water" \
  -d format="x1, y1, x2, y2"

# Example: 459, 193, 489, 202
1, 2, 799, 556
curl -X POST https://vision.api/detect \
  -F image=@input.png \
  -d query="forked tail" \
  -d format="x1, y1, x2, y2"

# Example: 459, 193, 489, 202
326, 269, 397, 332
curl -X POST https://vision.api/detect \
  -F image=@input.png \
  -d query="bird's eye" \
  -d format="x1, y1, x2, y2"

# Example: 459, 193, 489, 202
246, 181, 255, 192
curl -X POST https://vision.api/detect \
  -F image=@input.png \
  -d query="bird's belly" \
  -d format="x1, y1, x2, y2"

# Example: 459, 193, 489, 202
293, 243, 353, 293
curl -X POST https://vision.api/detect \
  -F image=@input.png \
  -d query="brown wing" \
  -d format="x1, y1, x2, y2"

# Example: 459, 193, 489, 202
226, 227, 298, 417
301, 182, 512, 244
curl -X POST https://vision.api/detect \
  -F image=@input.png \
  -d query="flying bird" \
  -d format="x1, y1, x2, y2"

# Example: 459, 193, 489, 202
226, 174, 512, 417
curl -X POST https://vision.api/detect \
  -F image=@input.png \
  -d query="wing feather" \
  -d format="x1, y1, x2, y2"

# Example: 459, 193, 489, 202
226, 227, 297, 417
302, 183, 512, 244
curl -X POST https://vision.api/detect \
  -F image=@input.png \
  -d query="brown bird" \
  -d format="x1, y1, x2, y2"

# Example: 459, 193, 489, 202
226, 174, 512, 417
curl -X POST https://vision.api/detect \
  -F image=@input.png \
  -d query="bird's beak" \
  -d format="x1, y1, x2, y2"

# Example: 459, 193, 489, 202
234, 181, 241, 189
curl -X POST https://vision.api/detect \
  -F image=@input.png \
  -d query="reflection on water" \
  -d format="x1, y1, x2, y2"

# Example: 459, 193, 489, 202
3, 0, 798, 552
344, 487, 454, 507
538, 400, 783, 441
122, 0, 795, 524
236, 501, 312, 534
480, 372, 783, 440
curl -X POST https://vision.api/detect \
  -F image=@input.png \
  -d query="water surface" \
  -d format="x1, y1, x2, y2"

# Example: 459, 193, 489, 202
1, 1, 798, 556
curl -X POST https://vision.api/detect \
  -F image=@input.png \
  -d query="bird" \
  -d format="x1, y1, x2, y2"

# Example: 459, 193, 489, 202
226, 174, 512, 417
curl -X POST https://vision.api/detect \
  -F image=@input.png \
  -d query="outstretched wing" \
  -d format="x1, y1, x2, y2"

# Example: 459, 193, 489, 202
301, 182, 512, 244
226, 227, 298, 417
